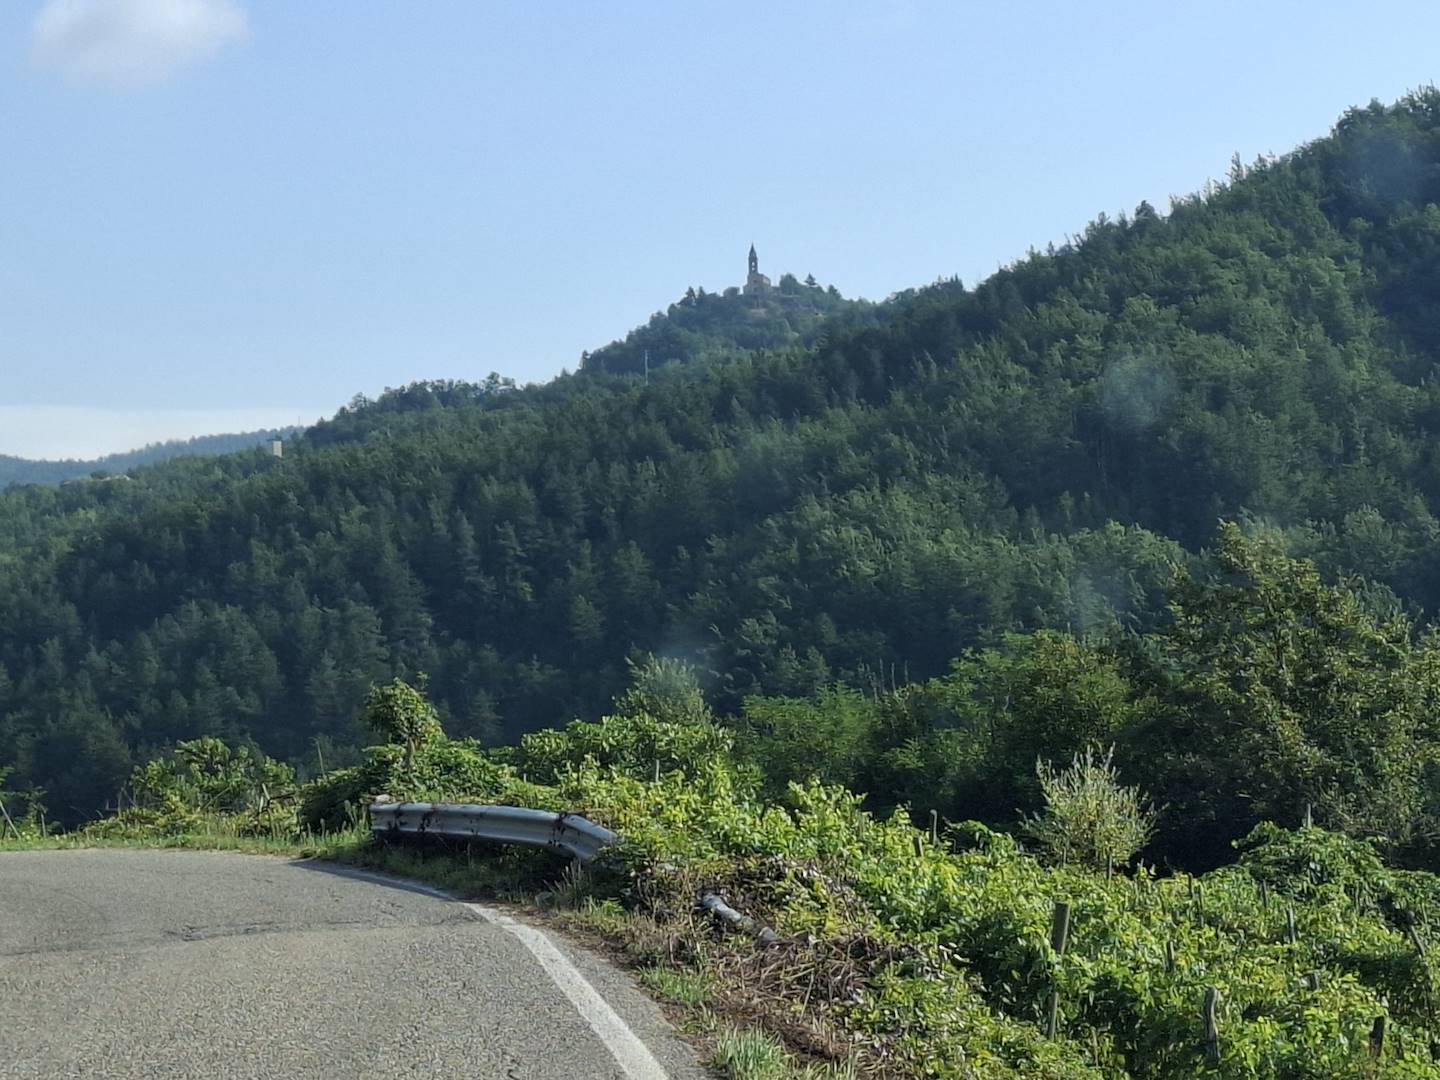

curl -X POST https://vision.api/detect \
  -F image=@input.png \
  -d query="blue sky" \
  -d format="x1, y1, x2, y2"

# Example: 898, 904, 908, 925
4, 0, 1440, 458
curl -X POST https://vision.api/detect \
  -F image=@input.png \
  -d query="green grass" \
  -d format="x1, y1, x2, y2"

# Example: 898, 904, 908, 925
712, 1027, 791, 1080
637, 964, 714, 1008
709, 1029, 857, 1080
0, 820, 332, 855
0, 817, 570, 903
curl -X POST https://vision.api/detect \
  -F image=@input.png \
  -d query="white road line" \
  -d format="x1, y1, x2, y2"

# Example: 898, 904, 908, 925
309, 864, 670, 1080
463, 901, 670, 1080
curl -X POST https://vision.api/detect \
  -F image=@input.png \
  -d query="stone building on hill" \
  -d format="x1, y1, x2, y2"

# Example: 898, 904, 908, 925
743, 243, 771, 296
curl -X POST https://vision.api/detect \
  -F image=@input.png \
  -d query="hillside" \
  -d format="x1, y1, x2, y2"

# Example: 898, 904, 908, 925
10, 91, 1440, 837
0, 428, 297, 488
579, 252, 878, 377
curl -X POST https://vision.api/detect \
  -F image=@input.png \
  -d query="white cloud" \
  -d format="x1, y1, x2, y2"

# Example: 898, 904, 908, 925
31, 0, 249, 89
0, 406, 326, 460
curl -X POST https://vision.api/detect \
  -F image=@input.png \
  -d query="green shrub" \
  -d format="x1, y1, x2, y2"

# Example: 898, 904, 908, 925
1023, 746, 1155, 871
514, 710, 734, 785
297, 739, 542, 831
360, 678, 444, 762
297, 766, 370, 832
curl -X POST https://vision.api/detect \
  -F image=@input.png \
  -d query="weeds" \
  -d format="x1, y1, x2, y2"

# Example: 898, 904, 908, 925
712, 1027, 789, 1080
637, 964, 713, 1007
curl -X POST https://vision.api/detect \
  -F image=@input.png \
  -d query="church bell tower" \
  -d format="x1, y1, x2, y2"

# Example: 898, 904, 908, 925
744, 243, 770, 295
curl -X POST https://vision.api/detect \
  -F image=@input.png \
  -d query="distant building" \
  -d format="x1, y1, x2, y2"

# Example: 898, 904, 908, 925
59, 474, 131, 488
743, 243, 771, 296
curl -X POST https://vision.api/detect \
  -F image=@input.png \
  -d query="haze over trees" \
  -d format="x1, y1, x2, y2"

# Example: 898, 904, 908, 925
0, 428, 297, 488
10, 91, 1440, 867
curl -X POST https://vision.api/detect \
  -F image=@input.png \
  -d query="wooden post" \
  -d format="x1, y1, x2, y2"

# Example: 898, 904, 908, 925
1203, 987, 1221, 1063
1370, 1015, 1386, 1060
1164, 938, 1176, 974
1303, 803, 1314, 829
1050, 902, 1072, 954
1407, 925, 1425, 957
912, 834, 924, 860
653, 759, 661, 783
1045, 901, 1072, 1039
0, 797, 17, 840
930, 808, 939, 846
1259, 879, 1270, 912
1286, 907, 1298, 946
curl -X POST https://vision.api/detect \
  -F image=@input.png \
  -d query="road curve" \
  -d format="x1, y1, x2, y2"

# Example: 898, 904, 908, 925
0, 849, 707, 1080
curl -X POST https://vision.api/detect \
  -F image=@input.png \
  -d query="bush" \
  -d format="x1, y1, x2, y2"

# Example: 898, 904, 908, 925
128, 737, 295, 833
361, 678, 444, 754
513, 710, 734, 785
1022, 746, 1156, 871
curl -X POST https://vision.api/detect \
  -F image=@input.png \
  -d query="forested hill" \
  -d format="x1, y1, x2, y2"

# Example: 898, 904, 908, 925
578, 269, 877, 376
11, 92, 1440, 824
0, 428, 297, 489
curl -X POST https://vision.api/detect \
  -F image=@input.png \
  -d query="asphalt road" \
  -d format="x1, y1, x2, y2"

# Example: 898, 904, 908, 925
0, 849, 707, 1079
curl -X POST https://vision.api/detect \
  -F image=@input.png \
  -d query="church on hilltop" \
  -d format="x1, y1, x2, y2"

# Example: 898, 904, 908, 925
743, 243, 771, 296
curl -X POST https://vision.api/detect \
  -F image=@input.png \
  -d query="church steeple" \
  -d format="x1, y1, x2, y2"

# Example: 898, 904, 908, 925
743, 242, 771, 296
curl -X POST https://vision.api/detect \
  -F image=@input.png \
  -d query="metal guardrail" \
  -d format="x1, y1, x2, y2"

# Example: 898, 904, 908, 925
369, 799, 618, 862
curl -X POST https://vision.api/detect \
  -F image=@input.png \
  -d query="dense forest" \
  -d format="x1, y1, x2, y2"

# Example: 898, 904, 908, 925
0, 427, 296, 488
10, 91, 1440, 859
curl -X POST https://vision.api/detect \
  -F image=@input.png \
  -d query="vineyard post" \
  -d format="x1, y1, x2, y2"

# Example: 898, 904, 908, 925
1405, 923, 1440, 1046
1406, 924, 1426, 958
1203, 987, 1221, 1063
1045, 901, 1072, 1039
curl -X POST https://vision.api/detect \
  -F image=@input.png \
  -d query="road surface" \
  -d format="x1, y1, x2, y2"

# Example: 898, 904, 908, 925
0, 849, 706, 1079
